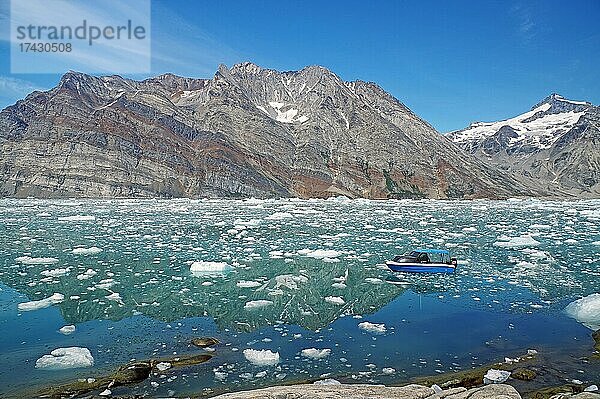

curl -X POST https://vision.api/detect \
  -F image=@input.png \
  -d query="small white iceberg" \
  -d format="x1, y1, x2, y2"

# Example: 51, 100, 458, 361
301, 348, 331, 359
72, 246, 103, 255
244, 300, 273, 310
297, 249, 342, 259
15, 256, 59, 265
58, 215, 96, 222
76, 269, 97, 280
358, 321, 387, 334
243, 349, 280, 366
325, 296, 345, 305
493, 235, 540, 248
565, 293, 600, 330
18, 293, 64, 312
105, 292, 124, 305
190, 261, 233, 276
155, 362, 171, 371
483, 369, 510, 384
40, 268, 70, 278
59, 325, 76, 335
237, 280, 262, 288
35, 347, 94, 370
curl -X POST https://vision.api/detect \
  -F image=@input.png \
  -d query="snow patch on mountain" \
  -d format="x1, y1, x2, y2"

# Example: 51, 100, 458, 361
553, 94, 589, 106
450, 102, 585, 151
257, 101, 309, 124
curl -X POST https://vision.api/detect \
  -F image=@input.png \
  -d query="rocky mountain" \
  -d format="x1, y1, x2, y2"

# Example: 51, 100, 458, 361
0, 62, 545, 199
448, 94, 600, 197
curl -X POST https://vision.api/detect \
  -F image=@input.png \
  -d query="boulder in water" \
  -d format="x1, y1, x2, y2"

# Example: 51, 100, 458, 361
511, 367, 536, 381
191, 337, 220, 348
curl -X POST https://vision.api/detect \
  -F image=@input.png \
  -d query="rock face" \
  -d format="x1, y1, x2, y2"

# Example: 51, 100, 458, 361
0, 62, 544, 199
210, 383, 522, 399
448, 94, 600, 197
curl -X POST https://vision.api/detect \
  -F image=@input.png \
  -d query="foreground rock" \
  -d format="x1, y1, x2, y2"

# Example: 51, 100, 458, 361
37, 353, 212, 398
525, 384, 600, 399
547, 394, 600, 399
191, 337, 220, 348
211, 383, 521, 399
413, 351, 538, 389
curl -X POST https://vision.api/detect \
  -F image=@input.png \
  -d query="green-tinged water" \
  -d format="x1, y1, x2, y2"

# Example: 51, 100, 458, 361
0, 198, 599, 397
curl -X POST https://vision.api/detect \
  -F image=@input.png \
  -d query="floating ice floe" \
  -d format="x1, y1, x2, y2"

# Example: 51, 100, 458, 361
18, 293, 64, 311
565, 293, 600, 330
77, 269, 97, 280
265, 212, 294, 220
41, 268, 70, 277
274, 274, 308, 290
301, 348, 331, 359
35, 347, 94, 370
58, 215, 96, 222
297, 249, 342, 259
106, 292, 124, 304
325, 296, 345, 305
59, 325, 76, 335
244, 300, 273, 310
72, 246, 103, 255
214, 371, 227, 380
155, 362, 171, 371
15, 256, 59, 265
237, 280, 262, 288
243, 349, 280, 366
483, 369, 510, 384
358, 321, 387, 334
95, 279, 115, 290
494, 234, 540, 248
190, 261, 233, 276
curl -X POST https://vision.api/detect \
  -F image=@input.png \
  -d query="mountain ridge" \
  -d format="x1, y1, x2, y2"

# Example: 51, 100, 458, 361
0, 62, 555, 199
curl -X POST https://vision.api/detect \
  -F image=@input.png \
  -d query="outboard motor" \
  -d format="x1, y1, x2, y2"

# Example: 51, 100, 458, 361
451, 257, 458, 266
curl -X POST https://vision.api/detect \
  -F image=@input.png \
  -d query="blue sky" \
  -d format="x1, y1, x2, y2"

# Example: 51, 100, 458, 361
0, 0, 598, 132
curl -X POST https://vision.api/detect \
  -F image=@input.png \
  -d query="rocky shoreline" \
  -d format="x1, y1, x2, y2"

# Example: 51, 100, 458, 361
209, 382, 599, 399
23, 332, 600, 398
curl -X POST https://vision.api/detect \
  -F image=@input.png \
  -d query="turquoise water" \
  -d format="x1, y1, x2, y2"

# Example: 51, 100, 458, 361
0, 198, 599, 397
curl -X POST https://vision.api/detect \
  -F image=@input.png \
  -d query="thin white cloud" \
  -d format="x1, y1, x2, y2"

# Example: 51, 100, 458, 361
3, 0, 242, 77
0, 76, 43, 96
8, 0, 151, 73
148, 3, 242, 77
510, 3, 537, 43
0, 76, 47, 109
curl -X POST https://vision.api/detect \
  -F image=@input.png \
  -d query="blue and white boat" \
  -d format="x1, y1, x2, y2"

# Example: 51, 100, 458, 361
386, 249, 457, 274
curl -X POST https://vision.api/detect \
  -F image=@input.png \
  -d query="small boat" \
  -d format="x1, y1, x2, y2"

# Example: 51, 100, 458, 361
386, 249, 457, 274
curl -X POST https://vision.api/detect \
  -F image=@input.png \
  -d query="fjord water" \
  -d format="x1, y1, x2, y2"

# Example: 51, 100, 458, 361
0, 198, 599, 397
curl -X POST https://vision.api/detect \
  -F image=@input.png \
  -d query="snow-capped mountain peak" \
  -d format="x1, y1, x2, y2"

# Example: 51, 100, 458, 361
448, 94, 591, 153
447, 94, 599, 196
